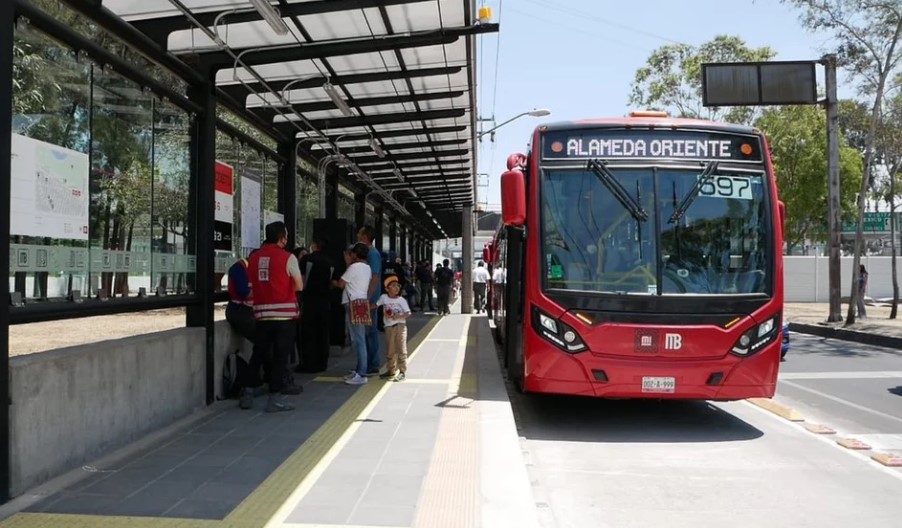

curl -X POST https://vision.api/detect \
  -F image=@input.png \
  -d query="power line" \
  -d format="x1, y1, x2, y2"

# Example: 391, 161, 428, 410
521, 0, 686, 46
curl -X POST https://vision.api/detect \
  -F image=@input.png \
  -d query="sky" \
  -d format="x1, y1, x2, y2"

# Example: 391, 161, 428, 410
474, 0, 854, 209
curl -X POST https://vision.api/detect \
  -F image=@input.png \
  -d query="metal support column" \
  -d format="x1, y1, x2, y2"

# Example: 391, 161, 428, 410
389, 217, 397, 253
461, 204, 474, 314
354, 191, 366, 231
399, 225, 407, 262
374, 205, 384, 251
0, 0, 15, 503
186, 78, 217, 405
325, 176, 338, 220
277, 141, 297, 247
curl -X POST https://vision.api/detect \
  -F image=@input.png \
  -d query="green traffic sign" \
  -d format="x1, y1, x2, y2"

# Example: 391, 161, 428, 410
841, 212, 901, 233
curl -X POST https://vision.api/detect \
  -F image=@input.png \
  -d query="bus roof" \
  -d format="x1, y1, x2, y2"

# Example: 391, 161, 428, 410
539, 117, 758, 136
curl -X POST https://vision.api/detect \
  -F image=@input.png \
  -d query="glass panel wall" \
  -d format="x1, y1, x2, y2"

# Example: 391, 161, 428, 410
10, 24, 196, 301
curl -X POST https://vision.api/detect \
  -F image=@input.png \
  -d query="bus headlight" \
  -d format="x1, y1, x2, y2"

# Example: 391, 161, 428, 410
531, 306, 587, 353
730, 313, 780, 357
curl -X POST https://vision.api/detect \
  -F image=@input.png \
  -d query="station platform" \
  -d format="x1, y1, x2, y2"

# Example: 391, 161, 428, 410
0, 308, 538, 528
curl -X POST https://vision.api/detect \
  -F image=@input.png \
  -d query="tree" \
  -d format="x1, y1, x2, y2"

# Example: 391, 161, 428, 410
786, 0, 902, 324
876, 81, 902, 317
756, 105, 863, 253
629, 35, 776, 124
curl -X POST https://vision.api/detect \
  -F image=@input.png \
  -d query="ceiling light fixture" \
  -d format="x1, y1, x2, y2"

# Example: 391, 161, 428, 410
393, 167, 404, 182
369, 137, 386, 158
323, 82, 354, 116
248, 0, 291, 36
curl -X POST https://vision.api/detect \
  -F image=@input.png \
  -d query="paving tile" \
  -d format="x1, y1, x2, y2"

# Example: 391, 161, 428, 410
38, 493, 122, 515
189, 481, 256, 504
163, 498, 233, 520
78, 472, 153, 497
348, 504, 418, 526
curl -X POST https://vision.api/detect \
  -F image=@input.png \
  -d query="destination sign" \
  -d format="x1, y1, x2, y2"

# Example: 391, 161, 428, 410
542, 129, 763, 162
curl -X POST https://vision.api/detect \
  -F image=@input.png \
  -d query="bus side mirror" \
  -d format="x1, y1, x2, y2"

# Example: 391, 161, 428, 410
501, 169, 526, 226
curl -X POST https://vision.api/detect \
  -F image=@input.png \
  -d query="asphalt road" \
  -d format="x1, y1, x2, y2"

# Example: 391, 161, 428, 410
775, 332, 902, 458
508, 340, 902, 528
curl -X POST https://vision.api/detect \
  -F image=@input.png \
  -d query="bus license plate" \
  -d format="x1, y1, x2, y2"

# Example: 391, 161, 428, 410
642, 377, 675, 393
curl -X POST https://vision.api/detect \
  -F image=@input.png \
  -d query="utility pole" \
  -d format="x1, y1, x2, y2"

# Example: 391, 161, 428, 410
824, 55, 843, 322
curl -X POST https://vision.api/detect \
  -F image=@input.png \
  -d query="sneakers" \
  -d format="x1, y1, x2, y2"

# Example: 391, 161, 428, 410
392, 372, 406, 382
343, 370, 358, 381
379, 370, 396, 380
239, 388, 254, 410
344, 373, 368, 385
363, 369, 380, 377
281, 383, 304, 395
264, 395, 294, 413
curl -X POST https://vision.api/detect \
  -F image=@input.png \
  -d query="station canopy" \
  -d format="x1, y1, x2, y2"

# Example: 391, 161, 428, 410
95, 0, 497, 239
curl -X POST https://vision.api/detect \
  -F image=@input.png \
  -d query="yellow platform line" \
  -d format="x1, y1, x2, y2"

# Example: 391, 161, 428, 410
314, 377, 451, 384
0, 317, 442, 528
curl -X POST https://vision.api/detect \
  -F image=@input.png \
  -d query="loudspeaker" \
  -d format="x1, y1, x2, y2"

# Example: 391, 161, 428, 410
313, 218, 354, 346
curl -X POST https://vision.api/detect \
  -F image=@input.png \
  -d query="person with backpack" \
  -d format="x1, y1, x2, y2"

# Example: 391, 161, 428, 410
223, 253, 270, 402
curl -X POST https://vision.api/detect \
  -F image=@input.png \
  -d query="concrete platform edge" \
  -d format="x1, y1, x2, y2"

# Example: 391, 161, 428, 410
476, 321, 540, 528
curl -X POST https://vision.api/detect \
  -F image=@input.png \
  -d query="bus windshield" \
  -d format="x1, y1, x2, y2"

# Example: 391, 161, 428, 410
542, 165, 771, 295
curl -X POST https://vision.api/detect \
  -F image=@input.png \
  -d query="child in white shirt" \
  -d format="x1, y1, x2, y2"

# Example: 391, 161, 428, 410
377, 275, 411, 381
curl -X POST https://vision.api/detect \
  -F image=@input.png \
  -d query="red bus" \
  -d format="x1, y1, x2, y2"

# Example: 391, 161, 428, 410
489, 112, 784, 400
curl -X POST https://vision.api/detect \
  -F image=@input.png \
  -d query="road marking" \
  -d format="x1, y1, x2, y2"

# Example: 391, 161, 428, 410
780, 380, 902, 426
742, 400, 902, 483
314, 377, 452, 385
780, 371, 902, 380
425, 338, 464, 342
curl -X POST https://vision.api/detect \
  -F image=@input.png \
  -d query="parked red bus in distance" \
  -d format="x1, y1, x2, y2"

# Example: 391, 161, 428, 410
489, 112, 784, 400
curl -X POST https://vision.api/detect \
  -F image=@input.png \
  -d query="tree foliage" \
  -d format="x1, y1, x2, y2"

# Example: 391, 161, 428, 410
756, 105, 863, 253
785, 0, 902, 323
629, 35, 776, 124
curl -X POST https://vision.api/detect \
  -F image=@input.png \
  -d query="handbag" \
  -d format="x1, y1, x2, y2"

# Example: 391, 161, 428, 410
349, 298, 372, 326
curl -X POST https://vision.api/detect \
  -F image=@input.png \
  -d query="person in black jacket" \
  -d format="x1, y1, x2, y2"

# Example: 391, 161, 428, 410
295, 237, 337, 373
434, 259, 455, 316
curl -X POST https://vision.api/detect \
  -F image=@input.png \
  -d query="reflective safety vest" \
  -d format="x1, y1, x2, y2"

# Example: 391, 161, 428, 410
227, 258, 252, 306
248, 244, 299, 320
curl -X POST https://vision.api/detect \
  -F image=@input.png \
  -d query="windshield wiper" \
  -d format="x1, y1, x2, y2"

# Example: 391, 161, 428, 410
587, 159, 648, 222
668, 161, 719, 224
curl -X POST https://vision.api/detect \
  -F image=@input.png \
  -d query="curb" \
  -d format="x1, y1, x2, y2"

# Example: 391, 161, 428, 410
788, 322, 902, 349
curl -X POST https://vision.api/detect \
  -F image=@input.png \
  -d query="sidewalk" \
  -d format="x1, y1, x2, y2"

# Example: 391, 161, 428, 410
785, 301, 902, 348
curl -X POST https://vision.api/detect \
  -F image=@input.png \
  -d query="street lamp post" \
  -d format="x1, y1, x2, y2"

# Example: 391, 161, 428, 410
478, 108, 551, 141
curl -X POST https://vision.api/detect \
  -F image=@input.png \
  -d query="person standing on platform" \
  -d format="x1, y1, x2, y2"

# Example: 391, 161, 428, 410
472, 261, 490, 313
434, 259, 455, 315
416, 260, 435, 312
357, 225, 383, 376
377, 275, 411, 382
246, 221, 304, 412
335, 243, 373, 385
296, 237, 335, 373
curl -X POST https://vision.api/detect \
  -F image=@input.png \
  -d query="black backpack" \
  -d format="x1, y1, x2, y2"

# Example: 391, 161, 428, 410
221, 350, 242, 399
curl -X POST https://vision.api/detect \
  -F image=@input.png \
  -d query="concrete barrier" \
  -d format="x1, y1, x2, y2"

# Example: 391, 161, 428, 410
8, 320, 250, 496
